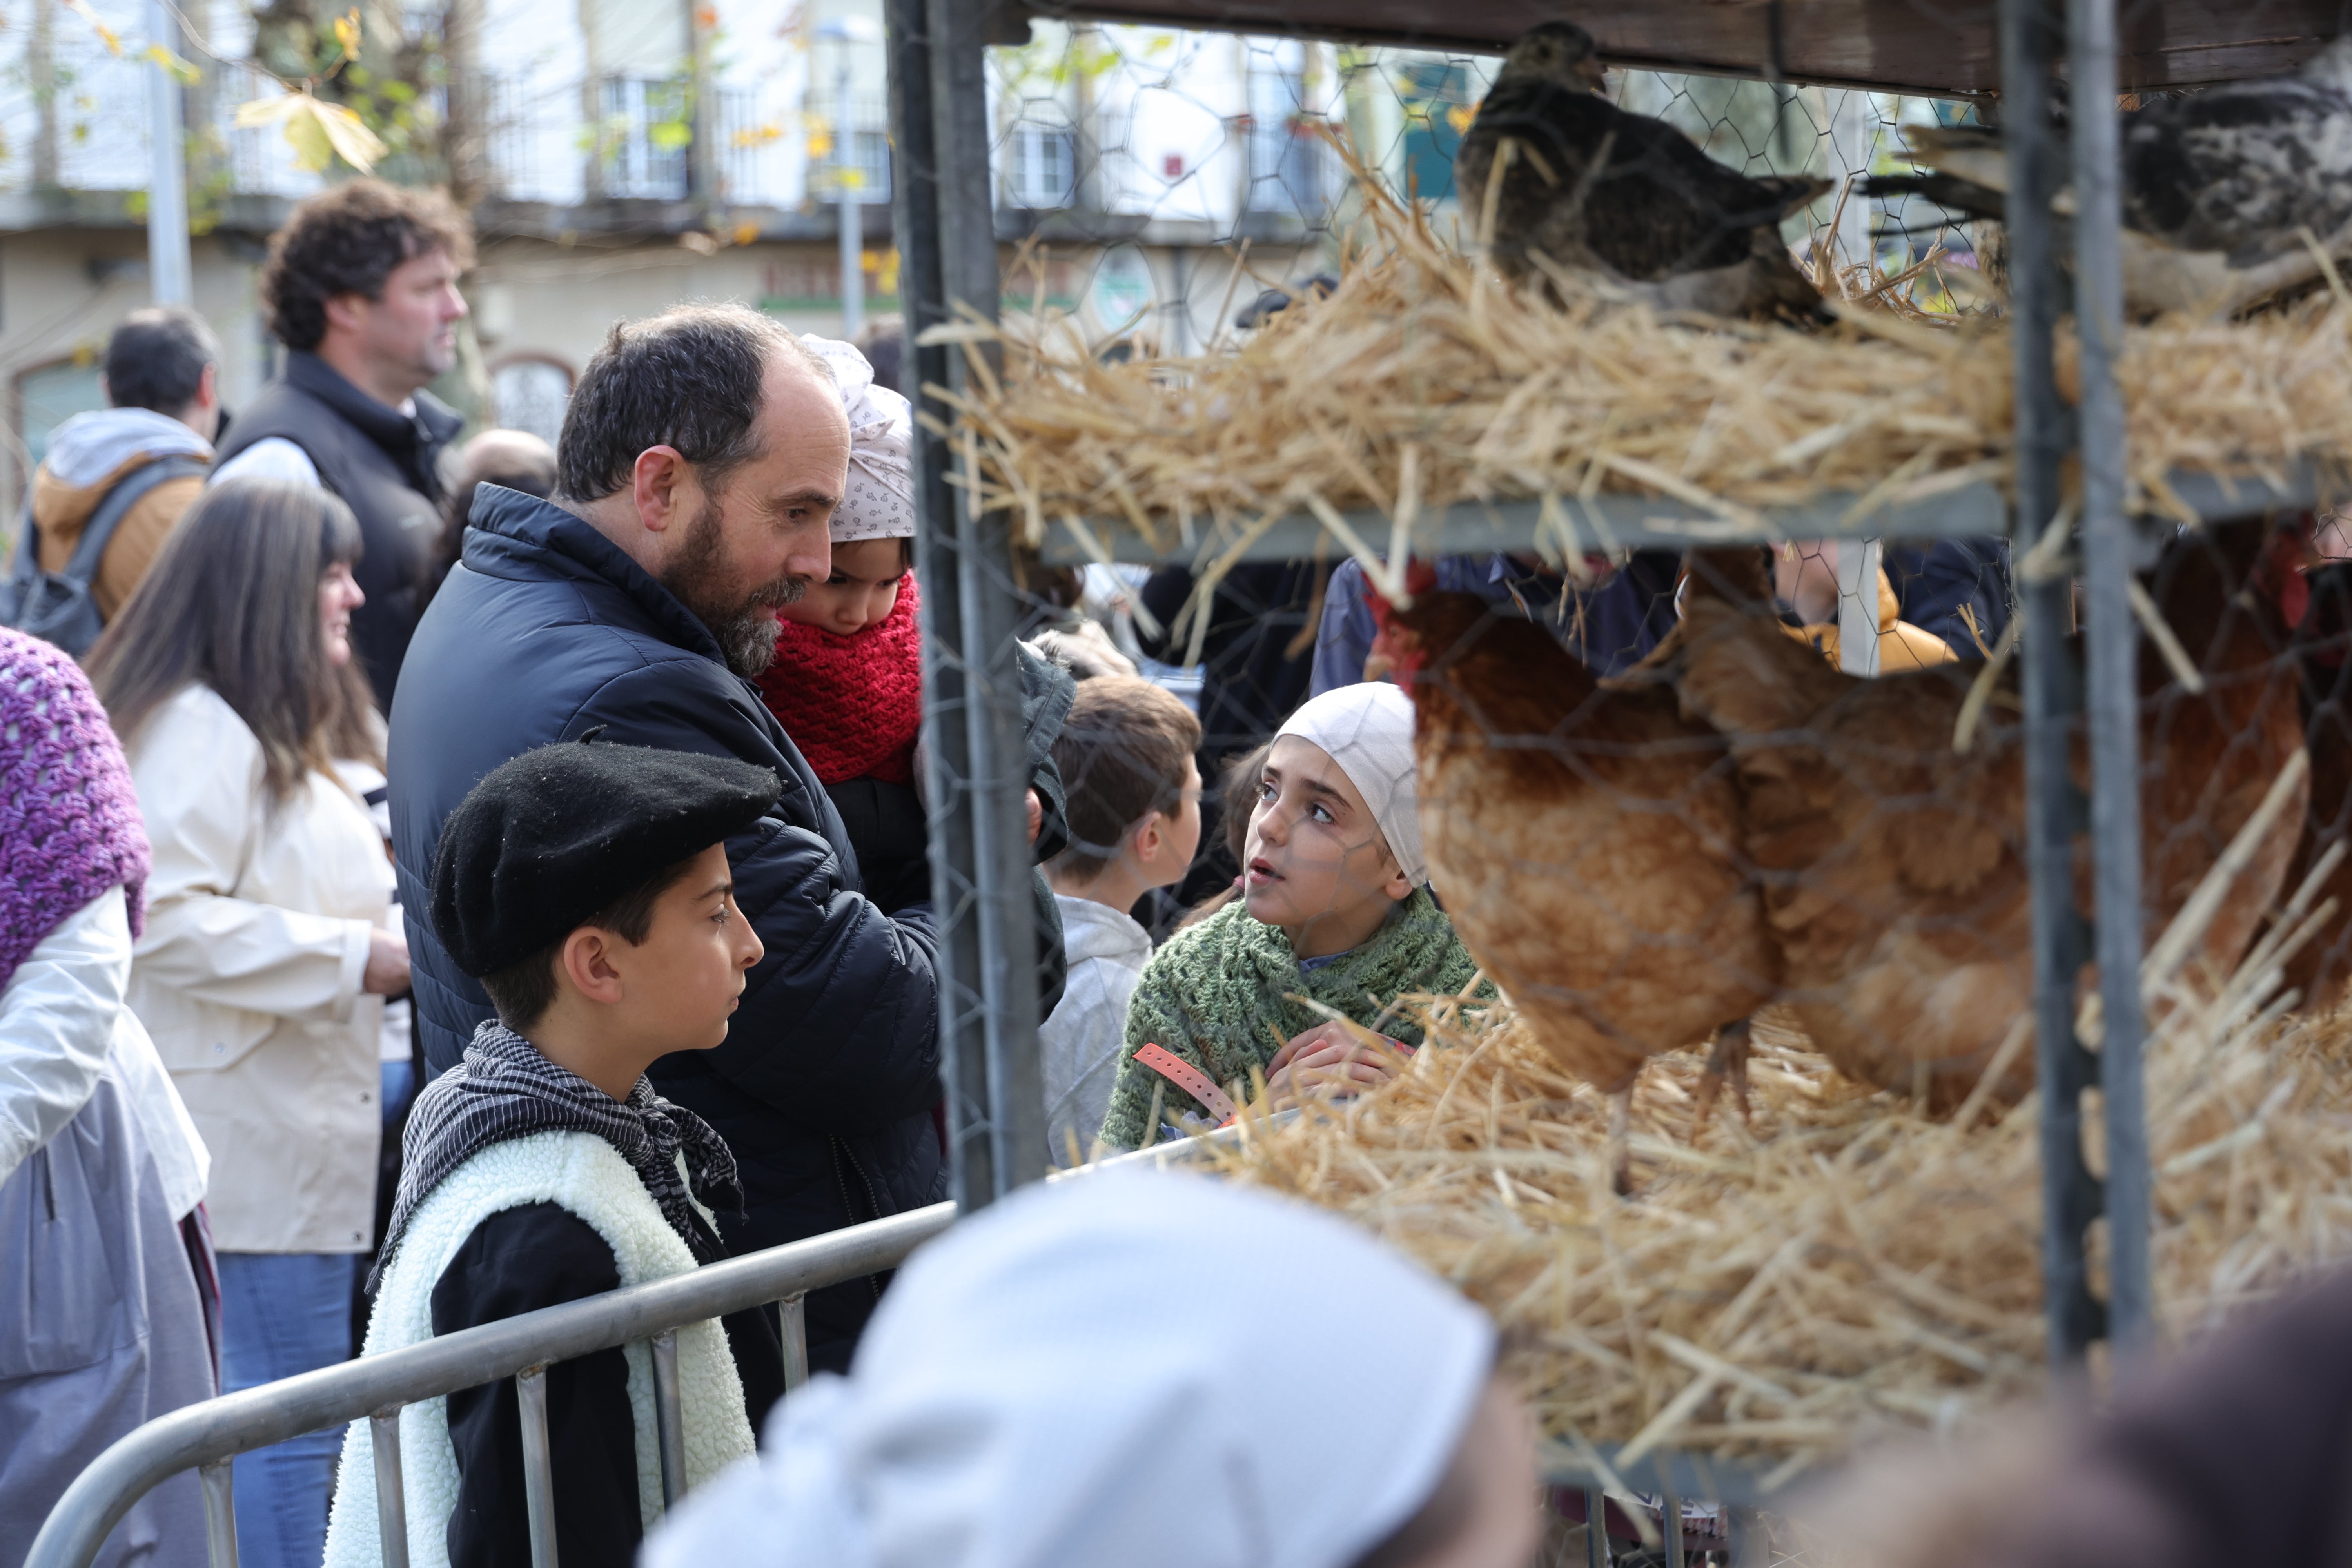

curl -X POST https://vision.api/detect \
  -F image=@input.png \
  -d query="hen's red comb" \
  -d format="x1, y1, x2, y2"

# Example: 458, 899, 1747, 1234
1367, 557, 1434, 624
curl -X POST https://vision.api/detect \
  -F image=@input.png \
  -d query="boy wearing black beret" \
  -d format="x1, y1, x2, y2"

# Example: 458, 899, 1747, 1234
322, 739, 790, 1568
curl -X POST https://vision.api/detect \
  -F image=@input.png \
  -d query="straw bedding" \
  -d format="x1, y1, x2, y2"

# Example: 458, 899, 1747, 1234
1198, 940, 2352, 1484
946, 176, 2352, 566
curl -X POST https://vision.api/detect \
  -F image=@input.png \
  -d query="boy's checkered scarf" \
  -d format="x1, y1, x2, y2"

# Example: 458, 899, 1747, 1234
368, 1021, 741, 1295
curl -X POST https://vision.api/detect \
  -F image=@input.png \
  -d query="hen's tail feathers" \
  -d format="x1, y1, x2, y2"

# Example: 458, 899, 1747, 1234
1860, 172, 2006, 223
1749, 173, 1837, 221
1666, 547, 1850, 739
1680, 546, 1777, 611
1900, 124, 2012, 194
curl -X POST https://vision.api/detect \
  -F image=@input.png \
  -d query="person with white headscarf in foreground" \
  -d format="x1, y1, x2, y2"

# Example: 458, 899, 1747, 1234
644, 1169, 1541, 1568
1097, 681, 1491, 1151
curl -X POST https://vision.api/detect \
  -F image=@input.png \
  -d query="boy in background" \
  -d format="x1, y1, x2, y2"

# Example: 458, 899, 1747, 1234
323, 738, 786, 1568
1039, 677, 1203, 1162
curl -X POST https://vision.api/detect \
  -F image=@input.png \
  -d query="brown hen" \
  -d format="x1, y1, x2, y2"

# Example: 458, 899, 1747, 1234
1663, 524, 2306, 1110
1374, 573, 1778, 1131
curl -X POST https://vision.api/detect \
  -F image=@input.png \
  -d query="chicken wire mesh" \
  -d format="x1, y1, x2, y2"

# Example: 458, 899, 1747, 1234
896, 0, 2352, 1516
959, 18, 2027, 936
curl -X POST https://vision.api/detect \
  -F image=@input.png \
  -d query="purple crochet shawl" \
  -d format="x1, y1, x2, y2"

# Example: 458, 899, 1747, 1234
0, 628, 149, 995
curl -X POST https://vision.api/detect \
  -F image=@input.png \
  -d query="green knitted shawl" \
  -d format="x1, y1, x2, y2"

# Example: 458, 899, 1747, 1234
1097, 888, 1486, 1151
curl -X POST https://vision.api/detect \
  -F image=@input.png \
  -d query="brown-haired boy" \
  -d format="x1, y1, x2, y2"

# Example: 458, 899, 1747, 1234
1038, 676, 1203, 1161
323, 737, 787, 1568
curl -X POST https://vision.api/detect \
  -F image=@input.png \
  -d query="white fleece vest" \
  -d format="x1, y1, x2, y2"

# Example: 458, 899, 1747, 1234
321, 1131, 755, 1568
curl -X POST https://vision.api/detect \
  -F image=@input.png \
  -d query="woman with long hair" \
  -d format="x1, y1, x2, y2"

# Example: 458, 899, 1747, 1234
88, 478, 408, 1568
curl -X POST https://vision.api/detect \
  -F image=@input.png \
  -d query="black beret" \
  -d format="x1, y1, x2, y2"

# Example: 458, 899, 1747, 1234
429, 737, 780, 978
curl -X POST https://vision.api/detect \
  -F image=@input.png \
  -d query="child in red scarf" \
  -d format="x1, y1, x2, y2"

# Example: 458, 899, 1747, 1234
754, 339, 931, 912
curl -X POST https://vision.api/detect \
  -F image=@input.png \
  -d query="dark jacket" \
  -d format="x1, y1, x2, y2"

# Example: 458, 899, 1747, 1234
1310, 550, 1683, 695
388, 485, 945, 1370
1883, 537, 2014, 657
214, 350, 463, 710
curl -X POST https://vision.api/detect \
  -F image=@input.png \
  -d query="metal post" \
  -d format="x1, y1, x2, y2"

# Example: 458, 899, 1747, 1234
837, 49, 864, 339
1583, 1486, 1610, 1567
1728, 1504, 1761, 1568
515, 1366, 558, 1568
145, 0, 191, 305
888, 0, 992, 1207
2000, 0, 2108, 1367
1664, 1495, 1686, 1565
891, 0, 1047, 1212
368, 1410, 410, 1568
648, 1332, 686, 1509
2067, 0, 2152, 1362
1835, 537, 1882, 677
198, 1460, 237, 1568
933, 0, 1045, 1200
779, 1292, 811, 1392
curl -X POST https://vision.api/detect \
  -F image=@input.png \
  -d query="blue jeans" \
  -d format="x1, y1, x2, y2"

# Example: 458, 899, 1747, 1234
381, 1058, 417, 1130
217, 1252, 358, 1568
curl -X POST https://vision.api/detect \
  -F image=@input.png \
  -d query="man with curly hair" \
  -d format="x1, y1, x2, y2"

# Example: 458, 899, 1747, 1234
214, 179, 474, 710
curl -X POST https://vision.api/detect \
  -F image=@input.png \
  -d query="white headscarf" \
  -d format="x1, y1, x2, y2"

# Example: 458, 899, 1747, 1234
1275, 681, 1426, 887
644, 1170, 1495, 1568
802, 334, 915, 543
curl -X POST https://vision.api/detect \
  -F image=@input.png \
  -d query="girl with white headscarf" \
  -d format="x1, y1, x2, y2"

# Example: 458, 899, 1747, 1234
643, 1169, 1541, 1568
1098, 682, 1490, 1151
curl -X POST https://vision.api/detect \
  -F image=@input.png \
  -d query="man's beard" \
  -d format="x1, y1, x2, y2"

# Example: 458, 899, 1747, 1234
659, 500, 808, 679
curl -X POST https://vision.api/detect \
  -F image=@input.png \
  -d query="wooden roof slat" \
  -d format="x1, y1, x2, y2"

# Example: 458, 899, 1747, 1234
1023, 0, 2342, 96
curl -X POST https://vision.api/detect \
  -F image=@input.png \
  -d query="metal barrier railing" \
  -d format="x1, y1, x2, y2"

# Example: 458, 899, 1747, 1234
24, 1201, 955, 1568
23, 1126, 1254, 1568
25, 1110, 1771, 1567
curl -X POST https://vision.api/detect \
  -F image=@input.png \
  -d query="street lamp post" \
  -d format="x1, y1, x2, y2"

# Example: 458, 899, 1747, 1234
146, 0, 192, 306
817, 17, 881, 338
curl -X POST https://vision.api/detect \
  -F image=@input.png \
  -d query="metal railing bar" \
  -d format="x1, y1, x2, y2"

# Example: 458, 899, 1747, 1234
778, 1293, 810, 1394
1665, 1495, 1684, 1565
648, 1332, 685, 1511
515, 1366, 557, 1568
26, 1201, 954, 1568
369, 1409, 410, 1568
198, 1459, 236, 1568
36, 1111, 1310, 1568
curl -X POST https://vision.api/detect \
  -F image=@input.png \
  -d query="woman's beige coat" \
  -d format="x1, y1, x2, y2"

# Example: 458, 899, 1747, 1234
125, 684, 392, 1253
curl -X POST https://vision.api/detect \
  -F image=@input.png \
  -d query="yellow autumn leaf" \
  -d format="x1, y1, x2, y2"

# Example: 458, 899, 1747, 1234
234, 91, 384, 173
334, 10, 361, 56
731, 219, 761, 246
284, 105, 334, 170
308, 96, 386, 171
63, 0, 120, 55
143, 43, 201, 84
232, 93, 305, 129
806, 127, 834, 160
1446, 103, 1476, 135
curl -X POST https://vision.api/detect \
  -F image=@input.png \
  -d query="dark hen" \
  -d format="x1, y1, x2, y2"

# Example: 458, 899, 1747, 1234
1455, 22, 1831, 322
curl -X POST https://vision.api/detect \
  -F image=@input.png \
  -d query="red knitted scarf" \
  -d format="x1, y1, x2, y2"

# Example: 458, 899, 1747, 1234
756, 571, 923, 786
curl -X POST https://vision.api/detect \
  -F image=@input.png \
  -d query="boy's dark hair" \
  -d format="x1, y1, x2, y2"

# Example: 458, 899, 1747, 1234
260, 179, 474, 352
555, 303, 830, 503
1176, 739, 1273, 931
477, 852, 701, 1030
1046, 677, 1201, 882
105, 306, 219, 414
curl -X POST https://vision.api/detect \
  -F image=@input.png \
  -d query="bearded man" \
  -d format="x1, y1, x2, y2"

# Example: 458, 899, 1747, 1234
389, 303, 945, 1373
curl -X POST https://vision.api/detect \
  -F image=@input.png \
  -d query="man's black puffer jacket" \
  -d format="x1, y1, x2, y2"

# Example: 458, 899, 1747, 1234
388, 485, 944, 1370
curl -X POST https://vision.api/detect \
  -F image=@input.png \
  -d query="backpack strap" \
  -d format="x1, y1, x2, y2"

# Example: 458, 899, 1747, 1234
56, 452, 209, 585
1131, 1042, 1238, 1126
